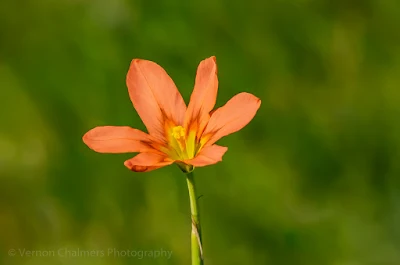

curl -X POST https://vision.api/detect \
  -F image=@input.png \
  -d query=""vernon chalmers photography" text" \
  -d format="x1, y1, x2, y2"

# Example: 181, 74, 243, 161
8, 248, 173, 259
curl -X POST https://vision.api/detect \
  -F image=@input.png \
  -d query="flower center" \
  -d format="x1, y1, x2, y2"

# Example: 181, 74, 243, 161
172, 126, 186, 141
167, 125, 197, 160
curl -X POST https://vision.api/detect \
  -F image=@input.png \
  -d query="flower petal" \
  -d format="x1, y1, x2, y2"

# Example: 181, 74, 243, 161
124, 153, 173, 172
184, 56, 218, 137
184, 145, 228, 167
82, 126, 162, 154
126, 59, 187, 142
203, 92, 261, 146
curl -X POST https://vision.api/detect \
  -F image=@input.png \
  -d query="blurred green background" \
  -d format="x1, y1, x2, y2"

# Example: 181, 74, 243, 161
1, 0, 400, 264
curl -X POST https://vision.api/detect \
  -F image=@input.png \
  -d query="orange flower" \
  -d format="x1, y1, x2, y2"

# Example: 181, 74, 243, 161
83, 56, 261, 172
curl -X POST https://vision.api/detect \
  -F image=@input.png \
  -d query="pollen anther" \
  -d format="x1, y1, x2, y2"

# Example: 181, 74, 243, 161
172, 126, 186, 140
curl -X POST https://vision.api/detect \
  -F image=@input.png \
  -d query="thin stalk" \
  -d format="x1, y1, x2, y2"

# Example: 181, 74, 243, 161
186, 171, 203, 265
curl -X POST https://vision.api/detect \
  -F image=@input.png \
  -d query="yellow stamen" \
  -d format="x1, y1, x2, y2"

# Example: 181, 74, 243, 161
172, 126, 186, 140
168, 126, 187, 160
166, 125, 205, 161
185, 130, 197, 158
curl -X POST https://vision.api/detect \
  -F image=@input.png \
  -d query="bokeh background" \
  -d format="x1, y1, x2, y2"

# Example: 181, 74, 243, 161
1, 0, 400, 264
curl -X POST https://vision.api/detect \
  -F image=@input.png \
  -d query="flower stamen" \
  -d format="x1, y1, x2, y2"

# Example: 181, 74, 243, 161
172, 126, 186, 140
169, 126, 188, 159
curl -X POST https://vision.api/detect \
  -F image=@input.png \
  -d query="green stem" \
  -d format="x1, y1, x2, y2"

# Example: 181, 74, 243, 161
186, 171, 203, 265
